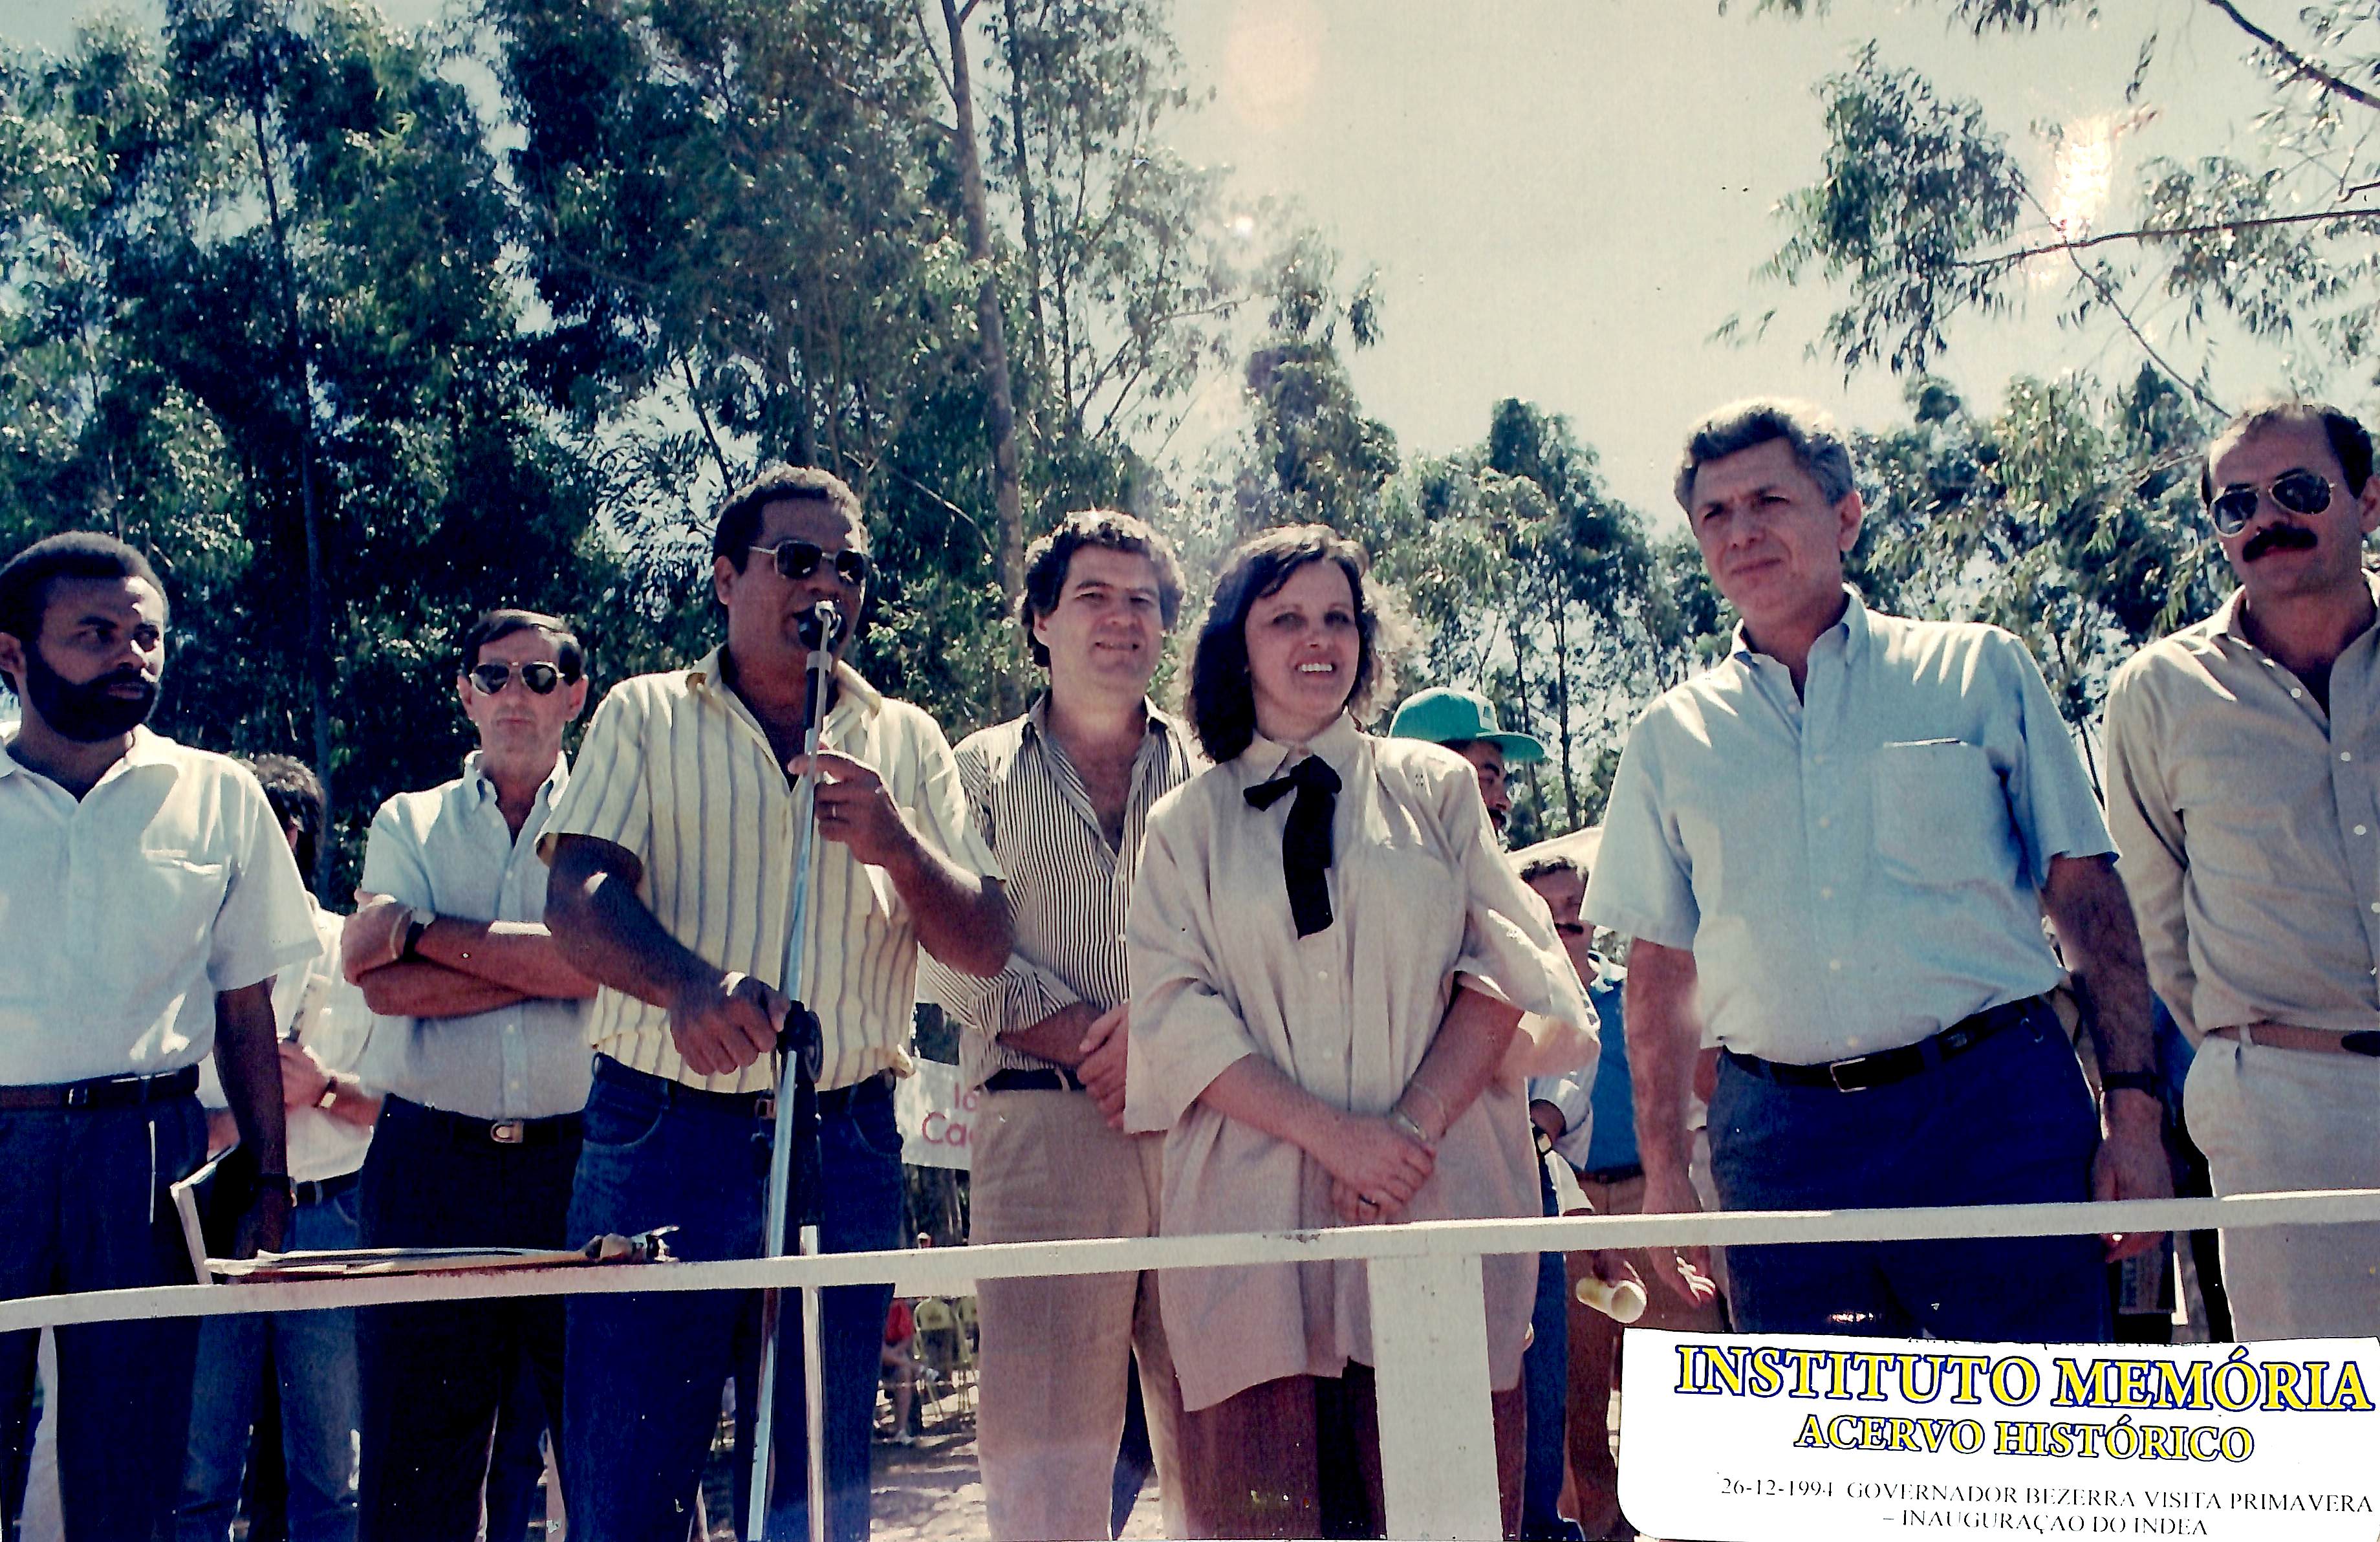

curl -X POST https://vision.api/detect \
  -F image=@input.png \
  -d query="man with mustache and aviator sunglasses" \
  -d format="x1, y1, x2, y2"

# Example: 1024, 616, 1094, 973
340, 607, 598, 1539
0, 532, 319, 1538
541, 464, 1010, 1542
2105, 400, 2380, 1343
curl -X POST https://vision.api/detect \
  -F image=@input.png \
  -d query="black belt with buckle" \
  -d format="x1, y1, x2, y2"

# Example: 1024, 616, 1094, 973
293, 1170, 361, 1208
982, 1067, 1085, 1094
589, 1055, 892, 1124
1726, 996, 2045, 1094
398, 1096, 583, 1147
0, 1065, 199, 1112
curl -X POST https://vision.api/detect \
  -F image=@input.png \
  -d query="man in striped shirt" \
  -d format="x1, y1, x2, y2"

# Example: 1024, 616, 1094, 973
541, 465, 1011, 1542
922, 512, 1195, 1541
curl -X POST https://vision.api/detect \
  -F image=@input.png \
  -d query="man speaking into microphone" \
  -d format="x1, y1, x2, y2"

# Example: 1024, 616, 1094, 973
543, 464, 1012, 1542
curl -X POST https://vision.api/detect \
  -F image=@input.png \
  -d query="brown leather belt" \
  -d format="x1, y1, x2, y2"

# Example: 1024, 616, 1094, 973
0, 1065, 200, 1111
2208, 1023, 2380, 1057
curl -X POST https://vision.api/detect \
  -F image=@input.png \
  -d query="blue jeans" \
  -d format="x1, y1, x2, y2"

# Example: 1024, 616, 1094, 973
0, 1096, 207, 1542
1519, 1158, 1583, 1539
178, 1185, 363, 1542
563, 1058, 902, 1542
1710, 1002, 2111, 1341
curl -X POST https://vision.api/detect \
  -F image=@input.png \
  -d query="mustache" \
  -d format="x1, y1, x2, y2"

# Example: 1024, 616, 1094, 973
92, 667, 158, 690
2242, 523, 2319, 561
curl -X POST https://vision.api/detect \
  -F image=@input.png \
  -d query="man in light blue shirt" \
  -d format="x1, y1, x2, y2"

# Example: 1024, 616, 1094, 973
1585, 399, 2169, 1341
343, 609, 597, 1539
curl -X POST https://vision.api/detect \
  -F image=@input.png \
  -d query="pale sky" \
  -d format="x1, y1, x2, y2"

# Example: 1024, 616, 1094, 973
0, 0, 2322, 524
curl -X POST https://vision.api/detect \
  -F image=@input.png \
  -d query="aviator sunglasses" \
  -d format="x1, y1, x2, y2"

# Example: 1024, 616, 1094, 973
467, 662, 573, 695
2209, 469, 2333, 538
750, 539, 870, 587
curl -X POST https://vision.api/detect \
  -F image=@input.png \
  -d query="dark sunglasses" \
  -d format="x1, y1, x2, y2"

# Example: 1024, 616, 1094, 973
2209, 469, 2333, 537
751, 541, 869, 588
468, 662, 571, 696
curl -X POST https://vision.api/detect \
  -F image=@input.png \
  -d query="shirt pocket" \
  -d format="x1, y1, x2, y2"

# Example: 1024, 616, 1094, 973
105, 853, 230, 989
1870, 740, 2020, 893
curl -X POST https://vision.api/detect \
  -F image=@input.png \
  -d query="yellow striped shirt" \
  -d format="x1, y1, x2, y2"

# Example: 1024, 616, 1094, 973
537, 649, 1002, 1093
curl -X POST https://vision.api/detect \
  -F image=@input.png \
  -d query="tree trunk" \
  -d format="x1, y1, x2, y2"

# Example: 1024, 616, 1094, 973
997, 0, 1050, 389
252, 96, 338, 900
940, 0, 1027, 629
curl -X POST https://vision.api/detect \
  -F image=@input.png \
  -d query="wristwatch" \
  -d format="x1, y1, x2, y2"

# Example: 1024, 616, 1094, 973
2099, 1069, 2159, 1099
314, 1081, 340, 1111
397, 905, 432, 962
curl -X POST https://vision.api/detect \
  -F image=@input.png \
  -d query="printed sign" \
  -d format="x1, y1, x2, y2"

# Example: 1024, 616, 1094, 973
1620, 1330, 2380, 1540
895, 1058, 977, 1170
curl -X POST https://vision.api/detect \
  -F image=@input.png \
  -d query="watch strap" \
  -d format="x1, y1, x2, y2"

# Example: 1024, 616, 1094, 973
2099, 1069, 2159, 1098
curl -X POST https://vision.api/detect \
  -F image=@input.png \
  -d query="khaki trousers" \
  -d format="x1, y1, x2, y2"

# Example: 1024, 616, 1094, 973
1566, 1171, 1727, 1539
2183, 1036, 2380, 1340
971, 1088, 1185, 1541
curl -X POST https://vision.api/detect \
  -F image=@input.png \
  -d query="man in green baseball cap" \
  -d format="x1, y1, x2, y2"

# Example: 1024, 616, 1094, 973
1386, 685, 1546, 838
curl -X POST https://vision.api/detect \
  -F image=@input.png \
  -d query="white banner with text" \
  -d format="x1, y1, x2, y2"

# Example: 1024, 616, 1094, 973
1620, 1330, 2380, 1540
895, 1058, 975, 1170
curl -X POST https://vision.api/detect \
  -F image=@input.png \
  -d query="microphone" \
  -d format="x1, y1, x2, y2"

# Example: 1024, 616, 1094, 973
795, 600, 845, 653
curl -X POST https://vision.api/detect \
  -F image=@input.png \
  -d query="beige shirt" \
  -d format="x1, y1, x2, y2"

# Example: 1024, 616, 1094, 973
2104, 579, 2380, 1043
1125, 715, 1594, 1412
539, 650, 1002, 1093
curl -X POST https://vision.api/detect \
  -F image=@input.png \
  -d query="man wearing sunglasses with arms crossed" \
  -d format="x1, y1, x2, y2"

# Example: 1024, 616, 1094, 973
341, 608, 598, 1539
2104, 400, 2380, 1342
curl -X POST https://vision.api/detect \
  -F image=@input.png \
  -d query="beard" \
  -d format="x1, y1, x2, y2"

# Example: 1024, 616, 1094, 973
18, 645, 158, 742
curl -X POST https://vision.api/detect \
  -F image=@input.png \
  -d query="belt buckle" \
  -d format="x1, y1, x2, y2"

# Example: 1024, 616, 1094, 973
755, 1094, 777, 1122
1826, 1054, 1878, 1093
490, 1120, 526, 1145
61, 1083, 92, 1109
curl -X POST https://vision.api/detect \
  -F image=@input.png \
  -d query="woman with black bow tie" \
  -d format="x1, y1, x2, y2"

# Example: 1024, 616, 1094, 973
1123, 525, 1594, 1539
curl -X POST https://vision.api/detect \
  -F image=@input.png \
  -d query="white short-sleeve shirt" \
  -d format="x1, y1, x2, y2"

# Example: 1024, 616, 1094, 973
0, 729, 320, 1085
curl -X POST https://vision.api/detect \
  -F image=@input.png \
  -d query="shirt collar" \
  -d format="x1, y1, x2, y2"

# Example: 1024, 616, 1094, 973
0, 724, 174, 788
1730, 584, 1869, 669
1019, 691, 1170, 746
462, 748, 571, 808
2211, 572, 2380, 652
689, 647, 882, 721
1246, 711, 1363, 779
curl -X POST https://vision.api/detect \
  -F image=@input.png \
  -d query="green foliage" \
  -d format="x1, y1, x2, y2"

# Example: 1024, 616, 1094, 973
0, 2, 627, 891
1747, 1, 2380, 394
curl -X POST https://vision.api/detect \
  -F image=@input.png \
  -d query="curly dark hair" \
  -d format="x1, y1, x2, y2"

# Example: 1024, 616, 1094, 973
1185, 524, 1394, 763
1019, 511, 1185, 668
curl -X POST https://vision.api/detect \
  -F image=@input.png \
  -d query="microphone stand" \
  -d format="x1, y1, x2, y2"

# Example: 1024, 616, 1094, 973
749, 604, 840, 1542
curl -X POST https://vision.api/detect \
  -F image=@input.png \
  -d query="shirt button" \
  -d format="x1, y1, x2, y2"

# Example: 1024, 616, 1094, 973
2369, 902, 2379, 915
1828, 959, 1843, 972
2359, 827, 2370, 837
1819, 887, 1835, 900
1818, 816, 1832, 830
2345, 752, 2356, 763
2291, 689, 2304, 700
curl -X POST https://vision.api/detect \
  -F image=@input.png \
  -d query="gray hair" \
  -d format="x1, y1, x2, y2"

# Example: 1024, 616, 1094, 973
1673, 397, 1857, 513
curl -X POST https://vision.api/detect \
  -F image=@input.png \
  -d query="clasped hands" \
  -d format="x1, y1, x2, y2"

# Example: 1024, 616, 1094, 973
1317, 1107, 1436, 1226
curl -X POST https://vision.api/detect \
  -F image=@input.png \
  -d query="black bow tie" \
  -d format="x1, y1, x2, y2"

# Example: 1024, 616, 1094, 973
1245, 754, 1341, 937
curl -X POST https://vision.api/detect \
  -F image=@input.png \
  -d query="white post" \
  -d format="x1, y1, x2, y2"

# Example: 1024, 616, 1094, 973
1367, 1252, 1503, 1540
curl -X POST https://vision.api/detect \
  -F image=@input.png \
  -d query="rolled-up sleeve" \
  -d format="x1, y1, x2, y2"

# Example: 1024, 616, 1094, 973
1434, 764, 1596, 1074
2102, 660, 2200, 1036
1125, 794, 1262, 1133
537, 684, 654, 863
1583, 716, 1700, 950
